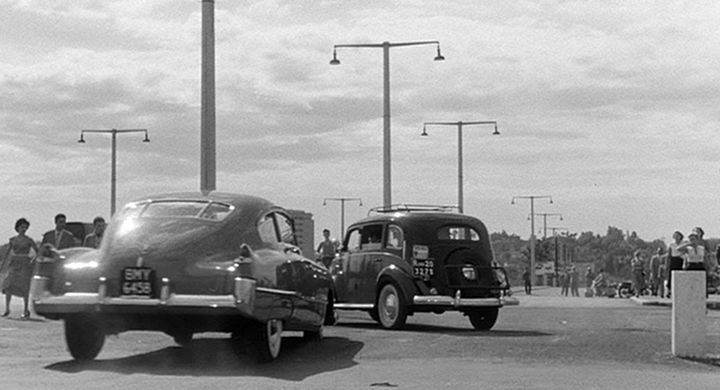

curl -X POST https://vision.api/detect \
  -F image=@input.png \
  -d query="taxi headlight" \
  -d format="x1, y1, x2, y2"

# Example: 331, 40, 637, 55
461, 265, 477, 280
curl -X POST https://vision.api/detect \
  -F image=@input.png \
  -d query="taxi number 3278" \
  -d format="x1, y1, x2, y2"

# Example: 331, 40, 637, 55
413, 260, 434, 277
122, 267, 154, 296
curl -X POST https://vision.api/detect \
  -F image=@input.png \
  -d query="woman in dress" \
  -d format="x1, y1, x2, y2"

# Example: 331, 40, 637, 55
666, 230, 685, 297
1, 218, 39, 318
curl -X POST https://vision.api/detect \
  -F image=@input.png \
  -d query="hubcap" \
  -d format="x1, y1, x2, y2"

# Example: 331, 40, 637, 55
380, 286, 398, 323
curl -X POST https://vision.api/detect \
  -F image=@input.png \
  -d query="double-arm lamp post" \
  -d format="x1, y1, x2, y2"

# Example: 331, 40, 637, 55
323, 197, 363, 237
421, 121, 498, 213
78, 129, 150, 216
529, 212, 564, 239
330, 40, 445, 207
547, 227, 569, 284
512, 195, 553, 288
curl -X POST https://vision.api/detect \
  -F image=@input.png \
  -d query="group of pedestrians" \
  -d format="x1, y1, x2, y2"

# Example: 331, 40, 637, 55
0, 214, 106, 319
559, 266, 580, 296
627, 226, 717, 299
665, 226, 717, 298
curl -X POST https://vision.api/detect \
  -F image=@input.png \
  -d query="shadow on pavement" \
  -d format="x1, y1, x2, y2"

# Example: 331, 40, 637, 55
682, 356, 720, 368
45, 335, 362, 380
336, 321, 551, 337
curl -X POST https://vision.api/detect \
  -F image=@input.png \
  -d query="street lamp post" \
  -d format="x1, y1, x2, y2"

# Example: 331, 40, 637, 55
421, 121, 499, 213
200, 0, 216, 193
511, 195, 553, 289
547, 227, 569, 285
323, 197, 362, 236
78, 129, 150, 216
330, 40, 445, 207
529, 212, 563, 239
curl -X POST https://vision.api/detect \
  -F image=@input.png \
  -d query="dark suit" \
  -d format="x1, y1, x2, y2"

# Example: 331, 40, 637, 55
41, 229, 76, 250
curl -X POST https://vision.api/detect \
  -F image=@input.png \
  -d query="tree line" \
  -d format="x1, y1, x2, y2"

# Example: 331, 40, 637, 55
491, 226, 715, 284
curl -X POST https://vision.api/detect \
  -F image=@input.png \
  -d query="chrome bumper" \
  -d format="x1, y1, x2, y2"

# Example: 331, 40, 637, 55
413, 290, 519, 308
30, 275, 259, 316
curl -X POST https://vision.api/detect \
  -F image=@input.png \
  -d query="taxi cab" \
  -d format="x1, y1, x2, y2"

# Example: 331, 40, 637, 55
329, 205, 517, 330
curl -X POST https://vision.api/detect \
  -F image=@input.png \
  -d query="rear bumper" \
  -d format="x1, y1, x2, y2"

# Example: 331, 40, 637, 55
31, 275, 266, 318
413, 291, 519, 308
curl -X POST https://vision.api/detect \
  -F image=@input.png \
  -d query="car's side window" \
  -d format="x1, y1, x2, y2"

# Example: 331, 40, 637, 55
274, 213, 295, 245
361, 224, 383, 250
386, 224, 404, 250
345, 229, 361, 252
258, 214, 278, 244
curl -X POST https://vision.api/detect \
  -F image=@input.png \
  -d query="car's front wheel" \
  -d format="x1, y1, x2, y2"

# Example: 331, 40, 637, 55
467, 308, 499, 331
376, 282, 408, 330
249, 319, 283, 362
65, 315, 105, 361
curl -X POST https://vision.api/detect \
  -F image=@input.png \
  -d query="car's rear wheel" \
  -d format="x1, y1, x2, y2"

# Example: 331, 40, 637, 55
249, 319, 283, 362
376, 282, 407, 330
467, 308, 499, 331
65, 315, 105, 361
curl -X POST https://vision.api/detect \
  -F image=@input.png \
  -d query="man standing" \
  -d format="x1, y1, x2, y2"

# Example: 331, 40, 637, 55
316, 229, 337, 268
648, 248, 663, 296
570, 266, 580, 297
41, 214, 76, 250
522, 267, 532, 295
630, 250, 646, 297
83, 216, 106, 249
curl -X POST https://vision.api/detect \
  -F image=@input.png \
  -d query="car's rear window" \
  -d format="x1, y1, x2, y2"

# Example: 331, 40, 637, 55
437, 225, 480, 241
128, 201, 234, 221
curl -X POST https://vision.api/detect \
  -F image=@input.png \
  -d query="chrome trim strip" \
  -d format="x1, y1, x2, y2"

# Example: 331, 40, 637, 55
333, 303, 374, 310
256, 287, 298, 297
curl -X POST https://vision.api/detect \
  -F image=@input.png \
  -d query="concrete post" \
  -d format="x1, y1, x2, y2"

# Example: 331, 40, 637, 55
671, 271, 706, 357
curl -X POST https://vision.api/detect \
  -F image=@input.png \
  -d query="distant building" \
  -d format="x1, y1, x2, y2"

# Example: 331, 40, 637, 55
287, 209, 314, 259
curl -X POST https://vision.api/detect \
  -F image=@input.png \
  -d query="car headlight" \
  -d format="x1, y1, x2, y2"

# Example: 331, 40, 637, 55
461, 264, 477, 280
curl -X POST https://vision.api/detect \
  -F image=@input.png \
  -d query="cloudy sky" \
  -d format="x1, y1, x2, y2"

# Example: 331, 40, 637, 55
1, 0, 719, 244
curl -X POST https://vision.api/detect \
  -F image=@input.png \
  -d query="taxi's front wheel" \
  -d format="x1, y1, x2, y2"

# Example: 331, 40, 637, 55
376, 282, 408, 330
467, 308, 498, 331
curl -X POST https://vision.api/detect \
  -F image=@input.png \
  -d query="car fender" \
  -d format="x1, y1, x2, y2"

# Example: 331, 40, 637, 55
376, 264, 418, 305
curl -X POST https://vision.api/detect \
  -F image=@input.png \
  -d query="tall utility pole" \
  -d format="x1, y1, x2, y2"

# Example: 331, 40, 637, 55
330, 40, 444, 207
200, 0, 216, 193
323, 197, 362, 236
512, 195, 553, 289
421, 121, 499, 213
529, 212, 563, 239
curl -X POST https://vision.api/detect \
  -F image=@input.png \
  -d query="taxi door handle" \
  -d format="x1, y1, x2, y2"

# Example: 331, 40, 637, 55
374, 258, 383, 262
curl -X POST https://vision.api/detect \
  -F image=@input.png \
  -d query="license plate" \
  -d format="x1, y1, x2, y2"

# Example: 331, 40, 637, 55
120, 267, 155, 298
413, 259, 435, 279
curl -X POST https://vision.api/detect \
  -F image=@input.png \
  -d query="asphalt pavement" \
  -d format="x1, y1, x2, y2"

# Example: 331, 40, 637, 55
514, 285, 720, 309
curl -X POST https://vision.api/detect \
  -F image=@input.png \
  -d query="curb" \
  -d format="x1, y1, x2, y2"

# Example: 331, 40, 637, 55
631, 296, 720, 310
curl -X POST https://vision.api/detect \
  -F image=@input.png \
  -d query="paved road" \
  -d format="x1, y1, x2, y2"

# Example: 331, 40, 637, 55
1, 288, 719, 389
